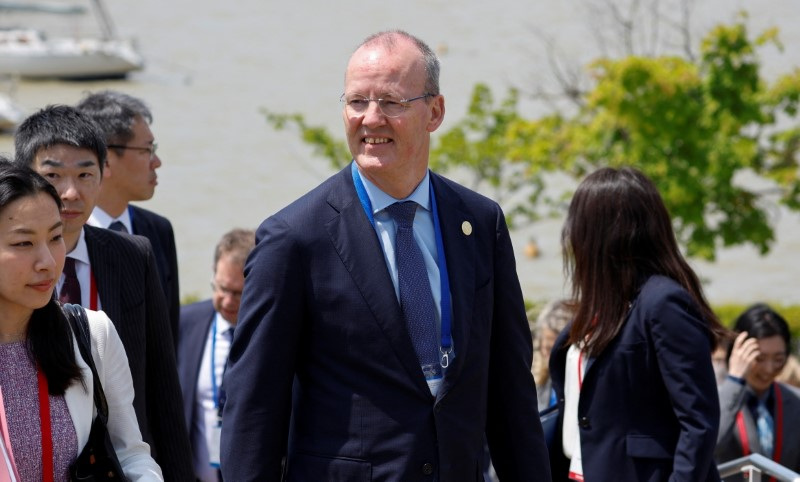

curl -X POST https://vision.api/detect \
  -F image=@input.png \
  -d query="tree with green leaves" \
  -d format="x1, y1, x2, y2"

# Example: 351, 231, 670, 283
265, 15, 800, 260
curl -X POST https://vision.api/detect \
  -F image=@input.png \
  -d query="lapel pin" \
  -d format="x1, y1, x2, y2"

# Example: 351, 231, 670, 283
462, 221, 472, 236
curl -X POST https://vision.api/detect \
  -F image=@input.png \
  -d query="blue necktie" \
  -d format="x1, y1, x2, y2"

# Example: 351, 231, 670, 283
108, 220, 128, 233
756, 400, 774, 457
385, 202, 439, 372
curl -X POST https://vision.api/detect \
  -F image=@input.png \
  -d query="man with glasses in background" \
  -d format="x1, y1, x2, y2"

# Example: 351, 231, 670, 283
221, 30, 551, 481
77, 91, 181, 346
177, 228, 254, 482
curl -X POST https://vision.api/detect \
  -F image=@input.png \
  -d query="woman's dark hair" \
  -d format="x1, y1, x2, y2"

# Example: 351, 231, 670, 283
562, 166, 727, 357
732, 303, 791, 355
0, 160, 83, 395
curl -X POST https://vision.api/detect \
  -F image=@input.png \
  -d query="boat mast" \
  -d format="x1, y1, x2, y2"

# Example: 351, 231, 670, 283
89, 0, 116, 39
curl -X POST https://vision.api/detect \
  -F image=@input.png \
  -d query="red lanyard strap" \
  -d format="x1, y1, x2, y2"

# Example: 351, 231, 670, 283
37, 366, 54, 482
735, 383, 784, 482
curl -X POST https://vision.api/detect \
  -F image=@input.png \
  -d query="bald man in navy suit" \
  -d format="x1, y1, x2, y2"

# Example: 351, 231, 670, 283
221, 31, 550, 482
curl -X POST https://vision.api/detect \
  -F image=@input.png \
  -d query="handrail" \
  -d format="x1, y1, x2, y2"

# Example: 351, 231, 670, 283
718, 453, 800, 481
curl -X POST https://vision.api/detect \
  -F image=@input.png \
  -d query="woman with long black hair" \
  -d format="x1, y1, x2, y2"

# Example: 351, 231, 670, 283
0, 161, 162, 480
549, 166, 727, 481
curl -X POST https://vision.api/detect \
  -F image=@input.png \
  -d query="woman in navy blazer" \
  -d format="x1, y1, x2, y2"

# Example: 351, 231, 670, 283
549, 167, 727, 481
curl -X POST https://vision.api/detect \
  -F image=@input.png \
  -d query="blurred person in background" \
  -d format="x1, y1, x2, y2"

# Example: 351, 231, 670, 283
715, 303, 800, 475
177, 228, 255, 482
530, 300, 572, 412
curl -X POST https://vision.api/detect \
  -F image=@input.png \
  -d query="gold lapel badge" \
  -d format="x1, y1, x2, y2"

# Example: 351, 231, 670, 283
462, 221, 473, 236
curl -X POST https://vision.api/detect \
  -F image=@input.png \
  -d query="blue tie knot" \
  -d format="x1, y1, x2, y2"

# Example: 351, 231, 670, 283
386, 201, 418, 228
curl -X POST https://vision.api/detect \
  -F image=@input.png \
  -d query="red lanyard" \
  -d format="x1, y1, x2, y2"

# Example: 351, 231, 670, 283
577, 351, 584, 390
735, 383, 784, 482
37, 366, 54, 482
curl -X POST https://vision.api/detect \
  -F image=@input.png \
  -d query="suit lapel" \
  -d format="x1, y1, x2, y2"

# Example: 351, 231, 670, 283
324, 169, 431, 394
430, 174, 476, 399
84, 227, 122, 322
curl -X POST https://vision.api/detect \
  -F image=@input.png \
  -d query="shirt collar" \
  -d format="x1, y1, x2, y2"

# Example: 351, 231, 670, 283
213, 311, 235, 334
89, 206, 132, 232
67, 228, 91, 265
355, 167, 431, 215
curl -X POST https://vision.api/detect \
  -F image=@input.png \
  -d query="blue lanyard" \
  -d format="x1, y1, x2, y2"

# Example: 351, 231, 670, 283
126, 205, 135, 233
210, 318, 220, 408
351, 164, 453, 367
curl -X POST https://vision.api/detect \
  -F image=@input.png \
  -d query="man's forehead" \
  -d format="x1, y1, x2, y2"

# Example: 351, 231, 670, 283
35, 144, 99, 168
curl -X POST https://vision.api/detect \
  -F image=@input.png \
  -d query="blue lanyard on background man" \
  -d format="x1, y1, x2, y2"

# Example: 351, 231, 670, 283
351, 163, 453, 367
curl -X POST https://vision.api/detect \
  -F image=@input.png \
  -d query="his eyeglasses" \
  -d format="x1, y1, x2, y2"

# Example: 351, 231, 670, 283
107, 142, 158, 160
340, 93, 433, 118
211, 280, 242, 300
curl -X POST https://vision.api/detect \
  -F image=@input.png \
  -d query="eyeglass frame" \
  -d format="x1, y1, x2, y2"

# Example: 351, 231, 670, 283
107, 142, 159, 160
210, 279, 243, 300
339, 93, 434, 118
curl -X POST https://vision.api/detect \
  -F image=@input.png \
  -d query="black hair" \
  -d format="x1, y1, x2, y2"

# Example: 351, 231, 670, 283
562, 166, 727, 356
76, 90, 152, 155
733, 303, 791, 354
0, 159, 83, 395
14, 104, 107, 175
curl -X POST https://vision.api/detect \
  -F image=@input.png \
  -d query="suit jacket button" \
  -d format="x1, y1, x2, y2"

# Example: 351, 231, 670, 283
421, 462, 434, 475
579, 416, 590, 429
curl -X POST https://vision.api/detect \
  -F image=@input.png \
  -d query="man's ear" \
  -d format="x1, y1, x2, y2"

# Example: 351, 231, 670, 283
426, 94, 445, 133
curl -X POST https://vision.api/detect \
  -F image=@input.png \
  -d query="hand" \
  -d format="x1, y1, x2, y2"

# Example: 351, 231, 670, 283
727, 331, 760, 378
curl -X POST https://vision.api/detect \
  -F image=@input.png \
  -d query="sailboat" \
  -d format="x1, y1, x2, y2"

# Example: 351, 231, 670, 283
0, 93, 25, 131
0, 0, 144, 79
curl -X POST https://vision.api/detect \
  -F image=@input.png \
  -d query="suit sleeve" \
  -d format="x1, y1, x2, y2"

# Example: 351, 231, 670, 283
715, 378, 748, 461
164, 220, 180, 348
141, 242, 195, 480
649, 289, 720, 482
89, 310, 165, 481
485, 205, 552, 480
221, 215, 304, 481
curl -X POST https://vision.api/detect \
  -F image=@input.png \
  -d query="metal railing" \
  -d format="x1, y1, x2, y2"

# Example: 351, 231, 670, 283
718, 453, 800, 481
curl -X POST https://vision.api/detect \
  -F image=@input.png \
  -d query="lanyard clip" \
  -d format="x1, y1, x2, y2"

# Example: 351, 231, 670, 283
440, 346, 453, 369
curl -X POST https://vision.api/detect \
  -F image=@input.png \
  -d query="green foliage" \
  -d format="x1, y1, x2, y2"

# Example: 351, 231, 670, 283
499, 17, 800, 259
262, 109, 351, 169
260, 16, 800, 260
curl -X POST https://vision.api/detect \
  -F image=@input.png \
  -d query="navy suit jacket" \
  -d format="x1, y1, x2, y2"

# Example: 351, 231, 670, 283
221, 165, 550, 481
83, 225, 194, 481
176, 299, 216, 433
130, 205, 180, 345
549, 275, 721, 482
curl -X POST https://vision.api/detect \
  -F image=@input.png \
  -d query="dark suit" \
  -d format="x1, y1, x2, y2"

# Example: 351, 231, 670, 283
176, 299, 216, 434
130, 204, 180, 344
221, 165, 550, 481
84, 225, 194, 481
549, 275, 720, 481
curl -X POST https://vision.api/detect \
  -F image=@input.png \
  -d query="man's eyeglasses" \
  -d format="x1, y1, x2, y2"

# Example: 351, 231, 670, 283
107, 143, 158, 160
340, 93, 433, 118
211, 280, 242, 301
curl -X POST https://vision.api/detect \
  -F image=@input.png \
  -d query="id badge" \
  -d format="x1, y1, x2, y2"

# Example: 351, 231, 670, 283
422, 363, 443, 397
209, 419, 222, 468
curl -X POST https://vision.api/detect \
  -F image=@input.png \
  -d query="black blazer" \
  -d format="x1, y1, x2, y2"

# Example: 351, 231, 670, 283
84, 225, 194, 481
221, 166, 551, 481
549, 275, 721, 482
176, 299, 216, 433
130, 205, 180, 345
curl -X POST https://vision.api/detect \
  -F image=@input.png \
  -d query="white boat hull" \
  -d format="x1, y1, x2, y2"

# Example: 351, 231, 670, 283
0, 30, 144, 79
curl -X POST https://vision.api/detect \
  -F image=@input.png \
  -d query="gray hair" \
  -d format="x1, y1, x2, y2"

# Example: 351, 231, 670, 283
356, 30, 440, 96
75, 90, 152, 147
